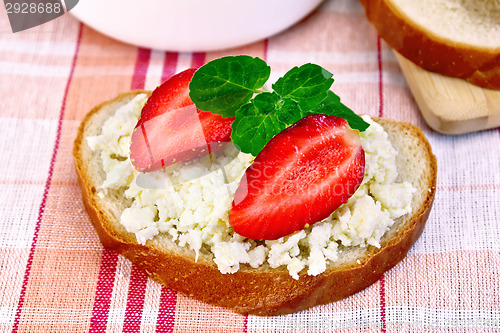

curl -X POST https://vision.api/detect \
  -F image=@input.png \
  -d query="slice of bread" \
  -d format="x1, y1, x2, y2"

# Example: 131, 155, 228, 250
73, 91, 437, 316
360, 0, 500, 89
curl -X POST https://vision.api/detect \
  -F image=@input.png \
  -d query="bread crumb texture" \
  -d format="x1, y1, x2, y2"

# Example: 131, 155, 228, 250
391, 0, 500, 48
87, 95, 415, 279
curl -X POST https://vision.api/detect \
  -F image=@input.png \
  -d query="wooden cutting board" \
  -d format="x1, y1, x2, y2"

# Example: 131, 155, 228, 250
394, 52, 500, 135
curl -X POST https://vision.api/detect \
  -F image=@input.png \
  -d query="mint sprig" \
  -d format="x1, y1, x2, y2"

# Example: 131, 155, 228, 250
188, 55, 270, 118
189, 55, 369, 156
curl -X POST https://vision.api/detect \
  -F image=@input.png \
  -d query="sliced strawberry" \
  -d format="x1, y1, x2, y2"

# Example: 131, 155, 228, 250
229, 114, 365, 240
130, 68, 234, 172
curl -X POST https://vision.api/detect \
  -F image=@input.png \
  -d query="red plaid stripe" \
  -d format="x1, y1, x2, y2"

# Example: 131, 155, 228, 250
11, 22, 84, 333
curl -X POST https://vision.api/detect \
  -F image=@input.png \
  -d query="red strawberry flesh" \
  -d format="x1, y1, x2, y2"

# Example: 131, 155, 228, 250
229, 114, 365, 240
130, 68, 234, 172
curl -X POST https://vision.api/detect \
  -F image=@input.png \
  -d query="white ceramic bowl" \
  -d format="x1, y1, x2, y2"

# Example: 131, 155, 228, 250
70, 0, 324, 52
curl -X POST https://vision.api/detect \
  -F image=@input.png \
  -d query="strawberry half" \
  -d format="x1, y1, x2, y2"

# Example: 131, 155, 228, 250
229, 114, 365, 240
130, 68, 234, 172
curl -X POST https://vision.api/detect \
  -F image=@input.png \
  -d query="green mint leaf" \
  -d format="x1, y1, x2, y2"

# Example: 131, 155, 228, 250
231, 92, 288, 156
272, 63, 334, 111
188, 55, 270, 118
275, 97, 306, 125
251, 91, 280, 114
308, 91, 370, 131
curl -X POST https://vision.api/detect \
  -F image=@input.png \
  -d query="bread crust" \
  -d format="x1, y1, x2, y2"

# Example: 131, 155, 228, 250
73, 92, 437, 316
360, 0, 500, 90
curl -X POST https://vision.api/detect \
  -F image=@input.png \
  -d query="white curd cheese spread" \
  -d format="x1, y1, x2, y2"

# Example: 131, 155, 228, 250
87, 94, 416, 279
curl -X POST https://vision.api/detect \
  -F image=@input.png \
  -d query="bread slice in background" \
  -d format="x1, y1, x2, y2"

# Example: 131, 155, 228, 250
360, 0, 500, 89
73, 91, 437, 316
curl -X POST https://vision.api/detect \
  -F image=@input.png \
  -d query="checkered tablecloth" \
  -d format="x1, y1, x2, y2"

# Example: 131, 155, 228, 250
1, 0, 499, 332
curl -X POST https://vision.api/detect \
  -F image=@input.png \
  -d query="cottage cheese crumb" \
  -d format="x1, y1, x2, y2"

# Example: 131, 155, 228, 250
87, 94, 147, 192
213, 241, 251, 274
370, 182, 416, 219
288, 258, 306, 280
88, 97, 416, 279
